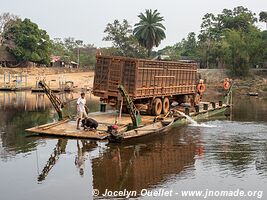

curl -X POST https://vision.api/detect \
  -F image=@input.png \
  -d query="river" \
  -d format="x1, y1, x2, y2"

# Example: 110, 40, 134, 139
0, 91, 266, 200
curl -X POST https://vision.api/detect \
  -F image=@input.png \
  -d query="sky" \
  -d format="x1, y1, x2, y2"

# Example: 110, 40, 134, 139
1, 0, 266, 49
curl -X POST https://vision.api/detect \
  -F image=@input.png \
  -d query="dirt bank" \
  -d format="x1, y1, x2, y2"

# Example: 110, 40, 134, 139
0, 67, 94, 89
0, 67, 266, 99
199, 69, 267, 100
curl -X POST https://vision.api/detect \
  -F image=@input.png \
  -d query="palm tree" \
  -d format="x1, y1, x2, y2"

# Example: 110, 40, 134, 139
134, 9, 166, 57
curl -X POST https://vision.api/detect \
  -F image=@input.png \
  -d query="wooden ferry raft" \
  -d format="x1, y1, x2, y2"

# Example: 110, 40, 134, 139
26, 102, 229, 140
26, 111, 156, 139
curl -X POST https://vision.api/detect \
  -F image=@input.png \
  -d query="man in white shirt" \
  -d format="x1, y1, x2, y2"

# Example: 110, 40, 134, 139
76, 92, 88, 130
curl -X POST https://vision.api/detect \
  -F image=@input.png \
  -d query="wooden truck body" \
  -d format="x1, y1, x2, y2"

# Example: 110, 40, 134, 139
93, 55, 198, 115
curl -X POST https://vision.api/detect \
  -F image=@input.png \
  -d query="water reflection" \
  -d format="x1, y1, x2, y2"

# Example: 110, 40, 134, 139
92, 127, 197, 197
37, 139, 98, 182
233, 96, 267, 122
75, 140, 98, 177
0, 91, 267, 200
0, 92, 51, 111
0, 91, 99, 159
38, 139, 68, 182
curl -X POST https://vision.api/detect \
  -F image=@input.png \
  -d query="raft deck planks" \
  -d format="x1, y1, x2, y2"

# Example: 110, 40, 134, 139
26, 111, 155, 139
26, 103, 229, 140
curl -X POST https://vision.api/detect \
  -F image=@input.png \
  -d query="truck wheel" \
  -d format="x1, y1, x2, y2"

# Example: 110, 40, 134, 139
152, 98, 162, 116
162, 97, 170, 114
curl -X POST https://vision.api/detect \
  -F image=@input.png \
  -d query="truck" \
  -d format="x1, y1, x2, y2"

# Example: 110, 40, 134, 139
93, 55, 199, 115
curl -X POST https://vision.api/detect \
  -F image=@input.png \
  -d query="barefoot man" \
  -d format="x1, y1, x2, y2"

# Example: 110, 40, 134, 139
76, 92, 88, 130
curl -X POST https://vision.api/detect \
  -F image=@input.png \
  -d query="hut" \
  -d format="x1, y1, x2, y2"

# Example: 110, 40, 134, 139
50, 56, 78, 68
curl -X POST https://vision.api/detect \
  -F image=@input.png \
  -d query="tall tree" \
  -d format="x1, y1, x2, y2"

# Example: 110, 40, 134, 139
221, 6, 257, 32
259, 11, 267, 29
134, 9, 166, 57
3, 18, 52, 64
157, 45, 181, 61
221, 29, 254, 76
180, 32, 197, 58
0, 12, 18, 45
51, 37, 97, 68
198, 6, 259, 69
103, 19, 146, 58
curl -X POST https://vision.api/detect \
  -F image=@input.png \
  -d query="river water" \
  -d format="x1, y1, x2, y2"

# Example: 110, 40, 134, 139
0, 91, 266, 200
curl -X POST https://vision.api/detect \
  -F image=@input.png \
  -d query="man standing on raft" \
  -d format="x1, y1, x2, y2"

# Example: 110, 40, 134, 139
76, 92, 88, 130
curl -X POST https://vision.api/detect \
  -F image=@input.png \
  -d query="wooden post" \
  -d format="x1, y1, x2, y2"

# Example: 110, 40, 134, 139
35, 76, 37, 88
203, 103, 208, 110
58, 76, 61, 89
15, 75, 18, 88
8, 72, 10, 87
24, 91, 27, 111
25, 73, 28, 87
195, 105, 199, 113
119, 100, 123, 122
100, 102, 107, 112
20, 73, 23, 89
211, 102, 216, 109
4, 72, 6, 88
185, 107, 190, 115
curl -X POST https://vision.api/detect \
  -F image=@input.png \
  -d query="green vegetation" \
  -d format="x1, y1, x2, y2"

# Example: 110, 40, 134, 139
103, 7, 266, 77
0, 13, 96, 68
103, 9, 166, 58
197, 6, 265, 76
0, 7, 266, 75
51, 37, 96, 68
158, 32, 198, 61
157, 7, 267, 76
2, 17, 51, 64
133, 9, 166, 57
0, 12, 18, 45
103, 19, 146, 58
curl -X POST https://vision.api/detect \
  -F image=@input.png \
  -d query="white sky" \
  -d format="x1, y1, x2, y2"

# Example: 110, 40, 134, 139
1, 0, 266, 48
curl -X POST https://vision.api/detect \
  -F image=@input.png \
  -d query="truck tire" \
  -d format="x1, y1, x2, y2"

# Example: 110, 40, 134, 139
152, 98, 162, 116
162, 97, 170, 115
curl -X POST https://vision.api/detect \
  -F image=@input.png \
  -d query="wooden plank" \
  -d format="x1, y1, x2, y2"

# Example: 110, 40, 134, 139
42, 119, 70, 130
26, 120, 109, 140
26, 104, 228, 140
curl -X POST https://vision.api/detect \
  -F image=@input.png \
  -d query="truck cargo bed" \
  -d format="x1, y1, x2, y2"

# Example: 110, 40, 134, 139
93, 56, 198, 101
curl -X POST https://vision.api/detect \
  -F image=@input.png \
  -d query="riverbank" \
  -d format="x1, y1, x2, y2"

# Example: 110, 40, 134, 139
0, 67, 94, 89
199, 69, 267, 100
0, 67, 266, 98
